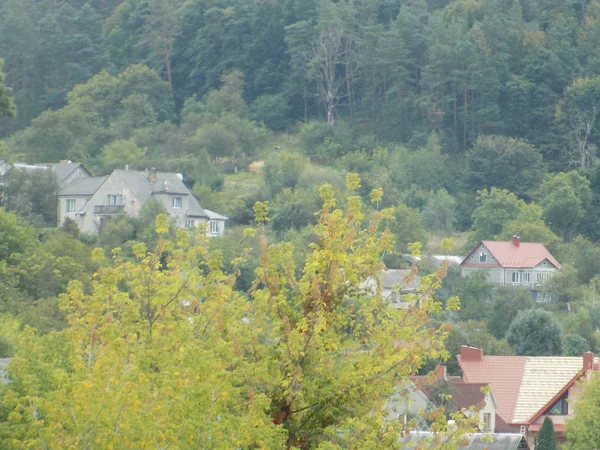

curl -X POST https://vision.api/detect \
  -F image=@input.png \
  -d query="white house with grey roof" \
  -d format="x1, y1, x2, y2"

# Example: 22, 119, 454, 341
58, 168, 227, 236
1, 160, 91, 185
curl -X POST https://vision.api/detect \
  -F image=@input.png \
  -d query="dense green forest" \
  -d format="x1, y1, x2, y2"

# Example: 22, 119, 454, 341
3, 0, 600, 447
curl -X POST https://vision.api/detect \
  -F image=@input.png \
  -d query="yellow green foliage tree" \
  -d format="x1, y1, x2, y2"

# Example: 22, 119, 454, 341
566, 378, 600, 449
0, 175, 476, 449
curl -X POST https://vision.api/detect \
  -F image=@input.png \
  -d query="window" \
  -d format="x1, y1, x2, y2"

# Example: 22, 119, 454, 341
106, 194, 122, 205
523, 272, 531, 283
185, 220, 195, 229
536, 272, 551, 283
172, 197, 182, 208
511, 272, 522, 283
479, 252, 487, 263
66, 199, 76, 213
210, 220, 219, 234
548, 392, 568, 415
483, 413, 491, 432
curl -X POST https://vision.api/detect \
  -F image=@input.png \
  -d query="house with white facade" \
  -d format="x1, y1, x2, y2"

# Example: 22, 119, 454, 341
460, 236, 560, 302
58, 168, 227, 236
1, 160, 91, 185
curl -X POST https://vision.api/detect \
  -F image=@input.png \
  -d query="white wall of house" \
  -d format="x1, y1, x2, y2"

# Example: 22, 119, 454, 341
479, 392, 497, 433
207, 219, 225, 237
58, 195, 93, 228
75, 176, 143, 233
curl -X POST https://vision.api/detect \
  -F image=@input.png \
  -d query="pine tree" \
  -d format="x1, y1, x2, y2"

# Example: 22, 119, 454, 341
537, 416, 557, 450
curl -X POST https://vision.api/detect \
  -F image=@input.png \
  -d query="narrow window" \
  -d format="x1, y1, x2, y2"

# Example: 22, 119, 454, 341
210, 220, 219, 234
66, 199, 76, 213
523, 272, 531, 283
479, 252, 487, 263
483, 413, 491, 432
173, 197, 182, 208
185, 220, 195, 229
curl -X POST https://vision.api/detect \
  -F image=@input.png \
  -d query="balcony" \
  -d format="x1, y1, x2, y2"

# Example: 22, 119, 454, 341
94, 204, 125, 215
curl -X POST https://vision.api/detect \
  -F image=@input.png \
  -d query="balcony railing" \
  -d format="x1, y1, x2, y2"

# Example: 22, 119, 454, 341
94, 204, 125, 215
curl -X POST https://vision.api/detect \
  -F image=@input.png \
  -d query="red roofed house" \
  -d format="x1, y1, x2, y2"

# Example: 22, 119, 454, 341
460, 236, 560, 303
458, 345, 598, 448
409, 365, 499, 433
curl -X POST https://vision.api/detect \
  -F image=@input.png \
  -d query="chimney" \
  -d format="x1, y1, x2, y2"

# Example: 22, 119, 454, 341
148, 167, 157, 182
584, 352, 594, 370
460, 345, 484, 362
435, 365, 447, 380
512, 235, 520, 247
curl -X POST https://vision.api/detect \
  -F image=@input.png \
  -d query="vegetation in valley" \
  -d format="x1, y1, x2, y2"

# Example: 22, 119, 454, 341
2, 0, 600, 446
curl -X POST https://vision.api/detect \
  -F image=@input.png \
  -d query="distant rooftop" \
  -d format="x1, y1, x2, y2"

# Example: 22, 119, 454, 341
404, 432, 529, 450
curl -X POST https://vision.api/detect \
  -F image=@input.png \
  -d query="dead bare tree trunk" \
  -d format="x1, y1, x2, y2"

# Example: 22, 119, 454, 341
569, 104, 600, 169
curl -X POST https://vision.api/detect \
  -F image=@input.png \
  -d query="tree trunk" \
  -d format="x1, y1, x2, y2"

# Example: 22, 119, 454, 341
453, 84, 457, 139
345, 38, 354, 120
327, 91, 335, 126
163, 29, 173, 95
463, 72, 468, 149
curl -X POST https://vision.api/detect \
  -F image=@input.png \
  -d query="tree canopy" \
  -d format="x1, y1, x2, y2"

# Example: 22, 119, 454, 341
506, 309, 563, 356
0, 179, 477, 449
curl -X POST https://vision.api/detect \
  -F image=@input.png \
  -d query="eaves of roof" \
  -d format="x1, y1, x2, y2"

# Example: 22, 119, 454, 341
525, 370, 584, 425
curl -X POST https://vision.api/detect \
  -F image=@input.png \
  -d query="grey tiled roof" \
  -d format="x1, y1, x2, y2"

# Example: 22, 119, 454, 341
204, 209, 228, 220
404, 432, 529, 450
40, 162, 85, 182
382, 269, 420, 291
58, 176, 107, 196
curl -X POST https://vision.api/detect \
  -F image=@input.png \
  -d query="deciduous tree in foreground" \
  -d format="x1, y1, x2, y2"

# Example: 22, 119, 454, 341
0, 176, 475, 449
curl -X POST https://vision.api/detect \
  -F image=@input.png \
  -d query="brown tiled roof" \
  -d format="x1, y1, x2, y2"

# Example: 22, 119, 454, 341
450, 381, 489, 410
458, 354, 527, 424
408, 376, 489, 411
462, 240, 561, 269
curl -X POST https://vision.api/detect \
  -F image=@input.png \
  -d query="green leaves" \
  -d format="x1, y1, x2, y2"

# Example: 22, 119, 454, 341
0, 59, 14, 118
0, 175, 478, 449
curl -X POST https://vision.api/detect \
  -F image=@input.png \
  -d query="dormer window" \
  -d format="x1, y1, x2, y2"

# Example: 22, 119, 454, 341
479, 252, 487, 263
173, 197, 182, 208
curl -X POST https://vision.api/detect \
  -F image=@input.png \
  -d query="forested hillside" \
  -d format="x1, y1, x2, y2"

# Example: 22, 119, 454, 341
3, 0, 600, 446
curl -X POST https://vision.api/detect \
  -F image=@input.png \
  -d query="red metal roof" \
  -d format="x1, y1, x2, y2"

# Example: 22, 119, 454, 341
462, 240, 561, 269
